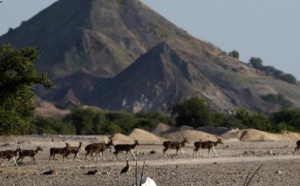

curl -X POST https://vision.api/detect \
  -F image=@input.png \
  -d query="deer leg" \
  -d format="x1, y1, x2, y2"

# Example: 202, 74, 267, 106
293, 148, 296, 156
180, 148, 184, 156
94, 151, 100, 161
91, 152, 97, 161
53, 153, 57, 160
97, 152, 105, 161
130, 150, 136, 160
113, 151, 119, 161
16, 156, 22, 162
208, 149, 211, 158
212, 148, 218, 157
10, 157, 18, 167
175, 148, 179, 156
126, 151, 129, 160
76, 153, 81, 162
163, 148, 168, 158
48, 155, 52, 163
293, 147, 299, 156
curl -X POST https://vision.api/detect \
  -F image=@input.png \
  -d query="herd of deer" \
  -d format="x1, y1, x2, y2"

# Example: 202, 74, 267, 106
1, 137, 300, 167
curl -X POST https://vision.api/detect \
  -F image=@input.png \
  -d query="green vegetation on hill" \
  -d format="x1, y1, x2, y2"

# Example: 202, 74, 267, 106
248, 57, 297, 84
29, 108, 173, 135
28, 97, 300, 135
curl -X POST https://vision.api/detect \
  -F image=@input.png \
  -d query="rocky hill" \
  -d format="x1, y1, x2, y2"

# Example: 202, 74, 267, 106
1, 0, 300, 113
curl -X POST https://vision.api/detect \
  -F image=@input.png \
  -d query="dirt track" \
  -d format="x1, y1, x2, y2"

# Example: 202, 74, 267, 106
1, 136, 300, 186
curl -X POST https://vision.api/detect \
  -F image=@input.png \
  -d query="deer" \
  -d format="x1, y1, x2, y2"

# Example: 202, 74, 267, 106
17, 146, 43, 164
0, 147, 21, 167
193, 138, 224, 158
48, 143, 71, 162
113, 140, 139, 160
63, 142, 82, 161
85, 137, 114, 161
293, 140, 300, 155
162, 137, 189, 158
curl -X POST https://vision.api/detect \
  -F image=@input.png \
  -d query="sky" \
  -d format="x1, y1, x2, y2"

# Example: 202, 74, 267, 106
0, 0, 299, 79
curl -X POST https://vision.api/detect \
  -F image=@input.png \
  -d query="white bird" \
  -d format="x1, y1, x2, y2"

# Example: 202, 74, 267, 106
141, 177, 157, 186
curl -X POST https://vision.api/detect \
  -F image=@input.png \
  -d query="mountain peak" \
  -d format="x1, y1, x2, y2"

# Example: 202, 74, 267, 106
2, 0, 300, 113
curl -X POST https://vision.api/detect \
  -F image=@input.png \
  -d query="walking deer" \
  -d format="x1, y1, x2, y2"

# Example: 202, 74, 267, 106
63, 142, 82, 161
193, 138, 223, 158
293, 140, 300, 155
113, 140, 139, 160
0, 147, 21, 167
17, 146, 43, 163
85, 137, 114, 161
48, 143, 70, 162
162, 137, 189, 158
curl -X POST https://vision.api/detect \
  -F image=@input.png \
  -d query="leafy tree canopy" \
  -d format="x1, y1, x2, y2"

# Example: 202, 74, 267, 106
171, 96, 212, 127
0, 44, 54, 135
249, 57, 263, 69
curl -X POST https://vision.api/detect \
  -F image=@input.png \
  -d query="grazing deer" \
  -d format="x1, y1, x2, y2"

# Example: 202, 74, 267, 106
48, 143, 70, 162
63, 142, 82, 161
0, 147, 21, 167
17, 146, 43, 164
85, 137, 114, 161
162, 137, 189, 158
293, 140, 300, 155
113, 140, 139, 160
193, 138, 223, 158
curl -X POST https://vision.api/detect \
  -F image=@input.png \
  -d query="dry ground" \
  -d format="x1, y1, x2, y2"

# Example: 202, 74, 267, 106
1, 135, 300, 186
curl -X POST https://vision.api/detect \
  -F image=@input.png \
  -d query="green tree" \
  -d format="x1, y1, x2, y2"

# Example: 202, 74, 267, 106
30, 116, 76, 135
171, 97, 212, 127
270, 108, 300, 131
105, 112, 137, 134
277, 73, 297, 84
260, 94, 293, 108
228, 50, 239, 59
0, 44, 54, 135
249, 57, 263, 69
63, 108, 102, 135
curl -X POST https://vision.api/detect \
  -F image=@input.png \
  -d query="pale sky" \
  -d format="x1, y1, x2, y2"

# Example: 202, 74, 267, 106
1, 0, 299, 79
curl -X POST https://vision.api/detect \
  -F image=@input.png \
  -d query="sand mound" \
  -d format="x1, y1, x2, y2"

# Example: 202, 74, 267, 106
222, 129, 300, 141
151, 123, 193, 136
162, 129, 220, 142
196, 126, 231, 135
151, 123, 173, 135
128, 128, 165, 144
112, 133, 134, 143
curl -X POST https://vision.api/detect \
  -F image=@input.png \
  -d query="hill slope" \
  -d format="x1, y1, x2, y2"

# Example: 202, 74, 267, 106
1, 0, 300, 113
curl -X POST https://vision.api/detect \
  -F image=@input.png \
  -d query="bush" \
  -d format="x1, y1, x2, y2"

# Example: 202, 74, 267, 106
277, 73, 297, 84
171, 97, 213, 127
228, 50, 239, 59
260, 94, 293, 107
30, 116, 76, 135
249, 57, 263, 69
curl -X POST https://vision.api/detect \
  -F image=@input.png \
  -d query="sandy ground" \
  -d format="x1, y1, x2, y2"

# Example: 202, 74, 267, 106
1, 135, 300, 186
